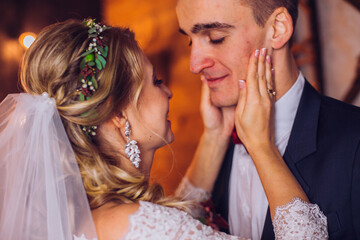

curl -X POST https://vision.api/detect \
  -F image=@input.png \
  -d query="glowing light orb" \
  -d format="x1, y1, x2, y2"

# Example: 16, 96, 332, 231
19, 32, 37, 49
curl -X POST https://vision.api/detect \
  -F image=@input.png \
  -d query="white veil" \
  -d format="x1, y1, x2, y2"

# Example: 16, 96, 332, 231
0, 93, 98, 240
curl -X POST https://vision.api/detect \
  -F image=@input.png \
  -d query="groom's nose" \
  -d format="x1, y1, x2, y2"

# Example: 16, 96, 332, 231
190, 43, 215, 74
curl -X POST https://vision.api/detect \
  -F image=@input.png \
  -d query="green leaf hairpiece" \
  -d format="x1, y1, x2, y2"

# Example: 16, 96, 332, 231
78, 18, 111, 137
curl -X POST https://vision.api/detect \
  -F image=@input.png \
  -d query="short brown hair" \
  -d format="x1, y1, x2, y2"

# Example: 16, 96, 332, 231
241, 0, 298, 29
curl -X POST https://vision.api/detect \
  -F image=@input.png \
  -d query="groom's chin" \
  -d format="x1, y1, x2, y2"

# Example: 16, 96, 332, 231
210, 91, 238, 108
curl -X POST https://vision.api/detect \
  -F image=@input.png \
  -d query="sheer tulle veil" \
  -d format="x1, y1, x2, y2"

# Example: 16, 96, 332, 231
0, 93, 98, 239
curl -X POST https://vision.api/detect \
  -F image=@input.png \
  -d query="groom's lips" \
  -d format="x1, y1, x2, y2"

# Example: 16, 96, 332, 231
204, 74, 229, 88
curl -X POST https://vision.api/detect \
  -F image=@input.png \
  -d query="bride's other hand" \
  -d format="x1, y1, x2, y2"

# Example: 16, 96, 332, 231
235, 48, 309, 218
234, 48, 275, 152
200, 79, 235, 139
180, 76, 235, 193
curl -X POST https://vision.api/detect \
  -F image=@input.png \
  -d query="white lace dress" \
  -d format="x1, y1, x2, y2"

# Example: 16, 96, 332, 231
120, 178, 328, 240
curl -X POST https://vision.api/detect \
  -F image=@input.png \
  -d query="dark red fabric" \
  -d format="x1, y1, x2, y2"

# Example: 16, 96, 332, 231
200, 199, 229, 231
231, 127, 242, 144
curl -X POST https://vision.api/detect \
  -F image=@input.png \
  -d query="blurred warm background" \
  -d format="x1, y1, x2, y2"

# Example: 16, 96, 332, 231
1, 0, 360, 195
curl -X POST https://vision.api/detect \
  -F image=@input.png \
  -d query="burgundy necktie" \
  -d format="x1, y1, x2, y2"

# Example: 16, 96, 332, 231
231, 127, 242, 144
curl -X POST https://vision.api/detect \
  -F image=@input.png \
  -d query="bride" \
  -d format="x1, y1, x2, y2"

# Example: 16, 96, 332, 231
0, 19, 327, 239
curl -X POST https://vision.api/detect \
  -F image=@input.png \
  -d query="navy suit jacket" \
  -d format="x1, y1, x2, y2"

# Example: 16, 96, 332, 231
211, 81, 360, 239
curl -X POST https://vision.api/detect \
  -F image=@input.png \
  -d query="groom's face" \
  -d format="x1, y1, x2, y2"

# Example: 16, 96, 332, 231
176, 0, 267, 107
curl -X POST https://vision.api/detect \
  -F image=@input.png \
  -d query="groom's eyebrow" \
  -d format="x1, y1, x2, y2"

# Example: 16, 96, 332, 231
179, 22, 235, 35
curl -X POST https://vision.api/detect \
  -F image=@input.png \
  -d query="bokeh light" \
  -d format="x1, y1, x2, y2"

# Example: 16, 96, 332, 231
18, 32, 36, 49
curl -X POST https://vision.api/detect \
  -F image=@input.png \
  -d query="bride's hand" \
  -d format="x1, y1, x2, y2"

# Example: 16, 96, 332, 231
200, 78, 235, 139
234, 48, 275, 152
184, 79, 235, 192
234, 50, 312, 219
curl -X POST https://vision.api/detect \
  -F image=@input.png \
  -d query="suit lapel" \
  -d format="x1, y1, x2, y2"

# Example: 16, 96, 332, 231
211, 142, 235, 234
282, 81, 321, 192
261, 81, 322, 239
284, 80, 320, 166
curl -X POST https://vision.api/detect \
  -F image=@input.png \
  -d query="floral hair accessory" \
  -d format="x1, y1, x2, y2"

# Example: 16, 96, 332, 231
78, 18, 110, 137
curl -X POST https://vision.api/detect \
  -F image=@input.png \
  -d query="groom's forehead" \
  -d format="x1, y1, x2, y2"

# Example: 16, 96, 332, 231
176, 0, 253, 33
179, 22, 235, 36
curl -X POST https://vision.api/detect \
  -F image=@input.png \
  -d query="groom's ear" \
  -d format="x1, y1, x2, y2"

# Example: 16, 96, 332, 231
267, 7, 294, 50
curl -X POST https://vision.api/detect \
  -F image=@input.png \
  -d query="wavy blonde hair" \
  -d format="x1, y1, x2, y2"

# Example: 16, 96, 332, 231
21, 19, 186, 211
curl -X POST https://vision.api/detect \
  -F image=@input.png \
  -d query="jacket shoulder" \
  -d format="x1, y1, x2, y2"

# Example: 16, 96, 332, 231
319, 95, 360, 137
321, 95, 360, 115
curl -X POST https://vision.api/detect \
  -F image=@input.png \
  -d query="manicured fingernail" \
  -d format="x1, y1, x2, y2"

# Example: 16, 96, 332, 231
254, 49, 260, 57
271, 68, 275, 75
261, 48, 267, 56
238, 80, 246, 89
266, 55, 271, 63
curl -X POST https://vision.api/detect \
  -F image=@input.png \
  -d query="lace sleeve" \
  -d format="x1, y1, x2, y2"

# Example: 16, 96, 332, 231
273, 198, 328, 240
175, 177, 211, 202
174, 177, 211, 218
123, 201, 245, 240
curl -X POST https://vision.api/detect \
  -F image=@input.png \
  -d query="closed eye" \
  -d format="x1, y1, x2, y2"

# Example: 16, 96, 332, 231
154, 79, 163, 86
152, 66, 163, 86
210, 37, 225, 44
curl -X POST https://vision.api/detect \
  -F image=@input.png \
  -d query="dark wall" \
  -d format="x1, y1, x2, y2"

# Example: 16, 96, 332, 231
0, 0, 101, 101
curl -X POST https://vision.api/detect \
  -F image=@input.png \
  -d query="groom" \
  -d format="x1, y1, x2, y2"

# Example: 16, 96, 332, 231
176, 0, 360, 239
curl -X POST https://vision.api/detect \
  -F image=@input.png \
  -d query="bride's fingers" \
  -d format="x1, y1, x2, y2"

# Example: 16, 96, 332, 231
258, 48, 268, 97
265, 55, 275, 101
200, 78, 210, 107
258, 48, 267, 97
236, 49, 259, 126
246, 49, 260, 99
236, 79, 247, 118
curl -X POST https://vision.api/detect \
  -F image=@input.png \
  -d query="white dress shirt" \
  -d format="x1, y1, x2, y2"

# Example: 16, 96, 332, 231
228, 72, 305, 240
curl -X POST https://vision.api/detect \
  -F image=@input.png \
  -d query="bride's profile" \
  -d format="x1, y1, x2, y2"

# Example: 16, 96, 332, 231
0, 19, 328, 239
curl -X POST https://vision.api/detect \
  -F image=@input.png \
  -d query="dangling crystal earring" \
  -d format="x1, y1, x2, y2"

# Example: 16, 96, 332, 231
124, 120, 141, 168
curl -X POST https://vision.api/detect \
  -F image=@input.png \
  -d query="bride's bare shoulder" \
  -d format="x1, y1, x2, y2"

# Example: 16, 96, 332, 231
92, 202, 140, 240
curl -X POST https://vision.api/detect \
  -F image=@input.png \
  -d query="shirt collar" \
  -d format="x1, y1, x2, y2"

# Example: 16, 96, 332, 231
274, 72, 305, 144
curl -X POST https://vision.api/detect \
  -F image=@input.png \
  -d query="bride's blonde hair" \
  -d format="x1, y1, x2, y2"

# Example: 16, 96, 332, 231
21, 19, 185, 210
